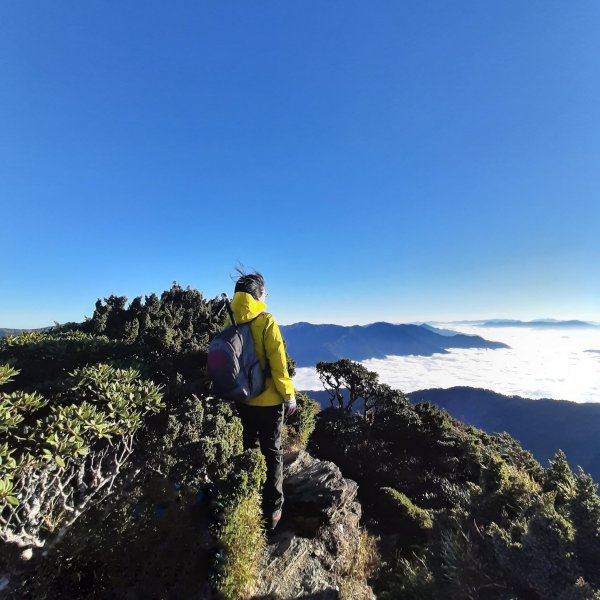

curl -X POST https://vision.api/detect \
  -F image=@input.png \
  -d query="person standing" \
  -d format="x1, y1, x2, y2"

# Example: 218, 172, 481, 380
228, 269, 296, 531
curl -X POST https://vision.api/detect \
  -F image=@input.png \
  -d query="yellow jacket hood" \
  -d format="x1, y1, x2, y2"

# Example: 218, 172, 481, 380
230, 292, 267, 323
223, 291, 295, 406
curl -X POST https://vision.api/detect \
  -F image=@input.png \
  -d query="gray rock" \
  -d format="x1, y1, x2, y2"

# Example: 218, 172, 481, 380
252, 451, 375, 600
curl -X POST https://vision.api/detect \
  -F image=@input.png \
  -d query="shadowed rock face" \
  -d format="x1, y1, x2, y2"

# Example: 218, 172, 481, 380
251, 451, 374, 600
282, 452, 358, 537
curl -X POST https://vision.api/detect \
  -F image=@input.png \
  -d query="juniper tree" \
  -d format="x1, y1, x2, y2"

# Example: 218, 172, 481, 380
545, 450, 577, 514
571, 469, 600, 588
316, 359, 381, 414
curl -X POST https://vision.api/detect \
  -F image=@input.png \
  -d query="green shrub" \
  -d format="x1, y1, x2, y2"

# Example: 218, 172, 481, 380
520, 507, 579, 598
283, 392, 319, 450
378, 487, 432, 549
0, 331, 137, 393
556, 578, 600, 600
212, 446, 266, 598
571, 470, 600, 588
2, 392, 264, 599
82, 283, 224, 355
375, 553, 435, 600
218, 450, 266, 600
219, 495, 265, 599
0, 363, 164, 552
135, 392, 251, 505
545, 450, 577, 513
481, 454, 511, 493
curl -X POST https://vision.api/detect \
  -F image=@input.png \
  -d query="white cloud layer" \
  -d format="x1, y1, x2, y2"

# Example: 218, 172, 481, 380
293, 325, 600, 403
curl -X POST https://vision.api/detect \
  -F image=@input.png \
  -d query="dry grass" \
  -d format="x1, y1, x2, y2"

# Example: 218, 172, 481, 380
220, 494, 266, 600
339, 529, 379, 600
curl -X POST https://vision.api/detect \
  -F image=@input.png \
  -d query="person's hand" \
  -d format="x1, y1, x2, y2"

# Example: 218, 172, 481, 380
284, 396, 297, 418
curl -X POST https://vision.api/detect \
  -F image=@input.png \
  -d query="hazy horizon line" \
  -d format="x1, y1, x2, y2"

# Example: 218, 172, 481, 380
3, 316, 600, 330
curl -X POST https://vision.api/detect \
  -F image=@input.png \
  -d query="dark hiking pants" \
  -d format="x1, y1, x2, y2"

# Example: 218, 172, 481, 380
236, 402, 284, 513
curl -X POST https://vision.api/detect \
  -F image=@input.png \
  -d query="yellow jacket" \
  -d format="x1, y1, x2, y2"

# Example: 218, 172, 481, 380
227, 292, 295, 407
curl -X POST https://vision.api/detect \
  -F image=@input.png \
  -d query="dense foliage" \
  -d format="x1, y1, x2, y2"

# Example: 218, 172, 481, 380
282, 391, 320, 449
83, 284, 222, 352
0, 362, 163, 550
411, 386, 600, 483
0, 284, 276, 599
310, 360, 600, 600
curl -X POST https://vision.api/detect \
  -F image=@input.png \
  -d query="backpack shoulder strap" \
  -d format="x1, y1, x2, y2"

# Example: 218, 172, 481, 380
221, 294, 237, 328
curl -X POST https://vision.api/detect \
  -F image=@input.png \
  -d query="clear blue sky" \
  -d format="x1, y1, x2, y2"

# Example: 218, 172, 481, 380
2, 1, 599, 327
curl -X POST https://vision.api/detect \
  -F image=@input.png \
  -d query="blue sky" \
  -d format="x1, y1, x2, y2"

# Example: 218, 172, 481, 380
2, 1, 599, 327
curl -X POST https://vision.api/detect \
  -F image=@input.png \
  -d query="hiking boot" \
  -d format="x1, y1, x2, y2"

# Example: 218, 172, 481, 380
269, 509, 282, 531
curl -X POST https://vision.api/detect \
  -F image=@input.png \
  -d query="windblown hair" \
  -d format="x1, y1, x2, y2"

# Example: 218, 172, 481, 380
233, 267, 265, 300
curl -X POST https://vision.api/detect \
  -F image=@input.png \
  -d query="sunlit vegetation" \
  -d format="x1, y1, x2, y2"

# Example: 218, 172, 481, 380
310, 359, 600, 599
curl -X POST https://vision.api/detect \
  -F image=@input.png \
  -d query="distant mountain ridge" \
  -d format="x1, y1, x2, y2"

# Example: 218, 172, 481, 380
0, 328, 28, 338
453, 319, 599, 329
0, 328, 48, 338
418, 323, 462, 336
280, 322, 508, 367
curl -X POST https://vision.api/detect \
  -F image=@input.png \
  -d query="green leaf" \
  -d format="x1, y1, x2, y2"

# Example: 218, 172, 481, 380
6, 495, 19, 506
55, 455, 65, 468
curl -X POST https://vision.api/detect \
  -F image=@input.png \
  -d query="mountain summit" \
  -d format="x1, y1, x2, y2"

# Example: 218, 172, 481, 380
280, 322, 508, 367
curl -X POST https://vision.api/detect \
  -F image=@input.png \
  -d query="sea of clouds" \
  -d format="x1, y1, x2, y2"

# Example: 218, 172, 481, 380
293, 324, 600, 403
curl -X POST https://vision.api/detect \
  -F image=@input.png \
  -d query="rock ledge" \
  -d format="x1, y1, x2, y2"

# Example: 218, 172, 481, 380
251, 451, 374, 600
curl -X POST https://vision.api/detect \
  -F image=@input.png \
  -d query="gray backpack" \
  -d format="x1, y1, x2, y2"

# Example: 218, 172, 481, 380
207, 294, 268, 402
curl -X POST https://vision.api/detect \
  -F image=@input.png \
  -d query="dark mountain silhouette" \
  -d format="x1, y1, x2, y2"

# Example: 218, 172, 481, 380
280, 322, 508, 367
305, 388, 352, 411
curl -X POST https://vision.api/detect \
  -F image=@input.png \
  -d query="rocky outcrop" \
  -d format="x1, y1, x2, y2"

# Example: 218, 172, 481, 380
252, 451, 375, 600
